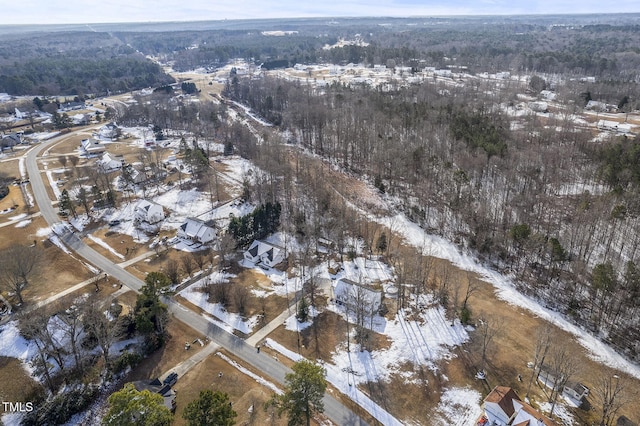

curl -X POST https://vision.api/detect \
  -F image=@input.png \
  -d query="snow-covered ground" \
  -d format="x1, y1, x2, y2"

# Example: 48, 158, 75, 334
239, 258, 303, 296
262, 280, 470, 425
433, 387, 483, 426
155, 187, 212, 228
283, 307, 318, 332
178, 271, 260, 334
373, 212, 640, 380
265, 338, 403, 425
334, 256, 394, 284
325, 301, 469, 382
14, 219, 31, 228
101, 203, 150, 243
0, 321, 39, 377
539, 401, 575, 425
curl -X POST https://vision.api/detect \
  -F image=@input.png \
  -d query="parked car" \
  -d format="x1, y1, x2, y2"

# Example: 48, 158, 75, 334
163, 372, 178, 386
108, 219, 121, 226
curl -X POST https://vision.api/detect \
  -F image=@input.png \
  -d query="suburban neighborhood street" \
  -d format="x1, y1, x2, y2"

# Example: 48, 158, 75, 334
24, 127, 367, 426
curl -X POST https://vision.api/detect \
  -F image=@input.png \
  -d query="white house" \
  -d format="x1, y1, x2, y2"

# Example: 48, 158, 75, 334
177, 217, 215, 244
528, 101, 548, 113
79, 138, 106, 156
244, 240, 285, 267
98, 152, 123, 173
134, 199, 165, 224
121, 164, 146, 185
597, 120, 633, 134
331, 278, 382, 314
482, 386, 556, 426
71, 113, 90, 126
99, 122, 120, 140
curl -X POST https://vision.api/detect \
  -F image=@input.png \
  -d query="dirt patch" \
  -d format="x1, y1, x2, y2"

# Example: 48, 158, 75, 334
0, 217, 96, 306
126, 319, 208, 382
0, 357, 42, 414
0, 186, 24, 218
171, 349, 320, 426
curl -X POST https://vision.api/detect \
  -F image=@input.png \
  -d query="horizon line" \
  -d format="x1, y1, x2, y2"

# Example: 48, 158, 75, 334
2, 12, 640, 27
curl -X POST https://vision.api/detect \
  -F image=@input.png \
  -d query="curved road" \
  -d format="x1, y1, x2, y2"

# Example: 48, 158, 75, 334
26, 129, 367, 425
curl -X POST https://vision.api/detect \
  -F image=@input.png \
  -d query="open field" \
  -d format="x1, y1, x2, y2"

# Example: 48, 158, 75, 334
0, 215, 97, 306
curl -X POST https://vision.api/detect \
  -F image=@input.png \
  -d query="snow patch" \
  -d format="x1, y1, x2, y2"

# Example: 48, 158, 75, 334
178, 272, 259, 334
433, 387, 483, 426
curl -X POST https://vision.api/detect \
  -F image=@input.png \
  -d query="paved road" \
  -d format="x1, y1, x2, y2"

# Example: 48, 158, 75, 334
25, 130, 367, 426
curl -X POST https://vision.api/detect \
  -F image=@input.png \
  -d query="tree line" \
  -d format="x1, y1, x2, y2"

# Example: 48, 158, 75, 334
227, 72, 640, 363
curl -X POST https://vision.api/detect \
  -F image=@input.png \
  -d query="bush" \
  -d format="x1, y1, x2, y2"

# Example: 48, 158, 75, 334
460, 307, 471, 325
113, 351, 143, 373
21, 385, 99, 426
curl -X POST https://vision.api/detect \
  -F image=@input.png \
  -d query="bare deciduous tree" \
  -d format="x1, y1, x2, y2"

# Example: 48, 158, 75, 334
526, 323, 554, 399
192, 248, 209, 271
165, 259, 180, 284
18, 309, 56, 392
546, 340, 580, 415
233, 284, 250, 316
181, 254, 195, 278
0, 244, 44, 304
477, 315, 503, 373
593, 372, 633, 426
58, 155, 68, 170
82, 296, 124, 371
217, 232, 235, 270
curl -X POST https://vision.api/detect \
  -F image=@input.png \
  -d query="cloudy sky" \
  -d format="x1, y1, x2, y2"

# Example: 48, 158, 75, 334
2, 0, 639, 25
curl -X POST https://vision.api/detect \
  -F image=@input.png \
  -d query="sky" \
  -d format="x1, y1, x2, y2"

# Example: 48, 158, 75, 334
2, 0, 639, 25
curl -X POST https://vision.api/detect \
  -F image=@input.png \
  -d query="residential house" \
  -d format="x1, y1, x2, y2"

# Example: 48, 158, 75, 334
134, 199, 165, 224
538, 366, 589, 406
528, 101, 549, 113
98, 122, 120, 140
132, 379, 176, 412
58, 101, 85, 112
121, 164, 146, 185
177, 217, 216, 244
331, 278, 383, 313
563, 382, 589, 404
1, 133, 21, 150
597, 120, 633, 134
244, 240, 286, 267
98, 152, 123, 173
71, 113, 90, 126
482, 386, 557, 426
79, 138, 106, 156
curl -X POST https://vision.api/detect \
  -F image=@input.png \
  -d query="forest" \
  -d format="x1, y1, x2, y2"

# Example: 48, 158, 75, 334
221, 71, 640, 362
0, 31, 174, 96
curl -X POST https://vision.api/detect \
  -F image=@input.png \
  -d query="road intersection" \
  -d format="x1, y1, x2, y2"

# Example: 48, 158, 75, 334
24, 128, 367, 425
